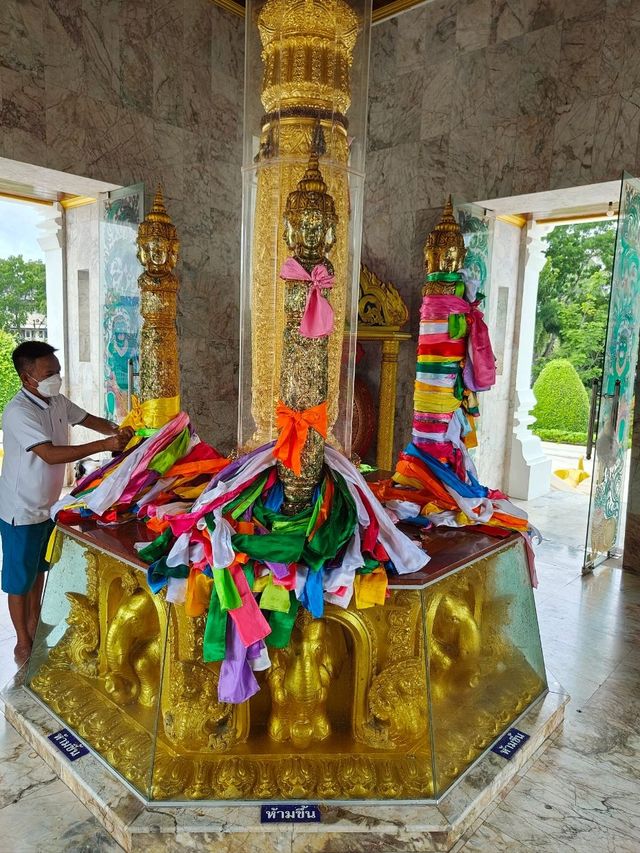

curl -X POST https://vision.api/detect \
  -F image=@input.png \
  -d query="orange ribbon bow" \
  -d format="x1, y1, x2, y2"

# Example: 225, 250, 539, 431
273, 401, 328, 476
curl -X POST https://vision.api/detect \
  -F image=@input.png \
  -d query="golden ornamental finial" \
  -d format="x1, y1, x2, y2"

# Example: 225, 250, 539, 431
257, 0, 359, 115
148, 185, 171, 223
284, 152, 337, 223
424, 196, 466, 275
138, 185, 178, 244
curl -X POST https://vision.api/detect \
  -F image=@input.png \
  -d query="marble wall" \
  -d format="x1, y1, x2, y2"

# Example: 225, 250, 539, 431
363, 0, 640, 473
0, 0, 245, 450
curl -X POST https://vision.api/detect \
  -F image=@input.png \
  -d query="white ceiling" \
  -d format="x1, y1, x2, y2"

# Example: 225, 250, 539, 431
0, 157, 119, 202
476, 179, 622, 221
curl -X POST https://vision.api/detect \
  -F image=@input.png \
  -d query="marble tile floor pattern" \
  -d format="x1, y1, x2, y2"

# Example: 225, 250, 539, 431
0, 535, 638, 851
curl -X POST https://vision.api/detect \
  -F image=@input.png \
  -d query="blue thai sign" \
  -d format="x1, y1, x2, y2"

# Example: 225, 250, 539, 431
491, 727, 530, 760
260, 804, 321, 823
48, 728, 89, 762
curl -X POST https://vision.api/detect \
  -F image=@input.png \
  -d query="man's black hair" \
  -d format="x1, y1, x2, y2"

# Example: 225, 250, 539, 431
12, 341, 58, 376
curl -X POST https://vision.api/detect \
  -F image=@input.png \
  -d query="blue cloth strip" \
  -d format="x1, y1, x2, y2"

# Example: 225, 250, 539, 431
403, 442, 488, 499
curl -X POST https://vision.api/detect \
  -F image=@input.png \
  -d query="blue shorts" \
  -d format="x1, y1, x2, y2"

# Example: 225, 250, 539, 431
0, 518, 55, 595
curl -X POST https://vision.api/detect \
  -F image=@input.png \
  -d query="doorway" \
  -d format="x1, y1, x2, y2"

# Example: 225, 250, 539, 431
473, 177, 637, 575
0, 157, 140, 448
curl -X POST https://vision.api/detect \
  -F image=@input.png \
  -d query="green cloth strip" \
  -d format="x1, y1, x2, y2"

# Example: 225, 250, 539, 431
425, 272, 463, 283
266, 593, 300, 648
213, 567, 242, 611
301, 471, 357, 571
448, 313, 467, 339
226, 472, 269, 520
203, 587, 227, 662
148, 557, 189, 585
148, 427, 191, 475
137, 527, 173, 564
416, 361, 461, 374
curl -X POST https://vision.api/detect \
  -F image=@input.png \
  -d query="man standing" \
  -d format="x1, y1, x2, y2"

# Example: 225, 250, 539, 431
0, 341, 133, 664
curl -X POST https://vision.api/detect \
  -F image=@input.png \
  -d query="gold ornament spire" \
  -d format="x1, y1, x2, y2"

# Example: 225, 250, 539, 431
423, 196, 467, 276
258, 0, 358, 115
284, 152, 337, 223
138, 186, 178, 241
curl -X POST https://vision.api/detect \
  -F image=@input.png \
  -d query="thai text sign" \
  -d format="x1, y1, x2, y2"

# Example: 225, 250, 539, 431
48, 728, 89, 762
260, 804, 321, 823
491, 727, 530, 760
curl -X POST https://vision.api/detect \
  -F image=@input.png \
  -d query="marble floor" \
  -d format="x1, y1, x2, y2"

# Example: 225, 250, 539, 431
0, 527, 638, 851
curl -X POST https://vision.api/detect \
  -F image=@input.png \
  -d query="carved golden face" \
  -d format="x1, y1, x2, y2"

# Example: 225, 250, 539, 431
425, 243, 466, 275
137, 235, 178, 275
284, 208, 335, 260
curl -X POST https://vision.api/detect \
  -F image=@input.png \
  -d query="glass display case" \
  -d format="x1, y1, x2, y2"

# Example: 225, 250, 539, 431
26, 523, 547, 803
237, 0, 372, 455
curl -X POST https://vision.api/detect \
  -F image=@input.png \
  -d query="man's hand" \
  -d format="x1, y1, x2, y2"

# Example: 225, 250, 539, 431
118, 426, 135, 443
102, 430, 132, 453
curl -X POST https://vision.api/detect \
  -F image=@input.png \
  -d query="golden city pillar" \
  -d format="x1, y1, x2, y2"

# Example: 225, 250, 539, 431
245, 0, 362, 448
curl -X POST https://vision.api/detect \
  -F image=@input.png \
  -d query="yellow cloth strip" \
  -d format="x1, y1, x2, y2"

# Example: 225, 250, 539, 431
415, 380, 455, 394
253, 574, 270, 594
354, 567, 388, 608
414, 391, 461, 414
44, 528, 62, 565
392, 472, 426, 490
120, 394, 181, 432
417, 354, 461, 363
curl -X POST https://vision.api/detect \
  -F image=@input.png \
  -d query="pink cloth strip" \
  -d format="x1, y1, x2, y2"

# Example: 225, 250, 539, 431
280, 257, 335, 338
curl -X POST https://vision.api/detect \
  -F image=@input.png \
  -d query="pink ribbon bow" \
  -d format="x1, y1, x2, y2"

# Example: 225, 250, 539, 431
280, 257, 335, 338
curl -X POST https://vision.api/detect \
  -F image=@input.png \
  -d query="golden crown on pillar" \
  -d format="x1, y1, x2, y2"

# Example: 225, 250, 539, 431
284, 152, 338, 223
136, 186, 179, 275
423, 196, 467, 277
258, 0, 359, 114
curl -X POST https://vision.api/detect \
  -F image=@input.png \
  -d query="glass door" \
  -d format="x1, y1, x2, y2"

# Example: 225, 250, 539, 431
583, 174, 640, 573
98, 183, 144, 422
454, 202, 495, 472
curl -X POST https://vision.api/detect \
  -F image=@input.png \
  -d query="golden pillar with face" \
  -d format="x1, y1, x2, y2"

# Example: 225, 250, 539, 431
248, 0, 358, 447
136, 188, 181, 416
277, 154, 337, 513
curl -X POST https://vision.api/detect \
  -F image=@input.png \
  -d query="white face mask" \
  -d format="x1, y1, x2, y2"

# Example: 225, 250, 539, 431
32, 373, 62, 398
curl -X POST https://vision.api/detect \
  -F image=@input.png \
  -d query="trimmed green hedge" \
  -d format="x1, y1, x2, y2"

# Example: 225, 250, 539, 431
532, 358, 589, 433
533, 428, 587, 445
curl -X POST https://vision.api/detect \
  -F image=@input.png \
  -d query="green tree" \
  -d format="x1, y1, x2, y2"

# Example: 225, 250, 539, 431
0, 329, 20, 417
0, 255, 46, 333
533, 222, 614, 385
532, 358, 590, 434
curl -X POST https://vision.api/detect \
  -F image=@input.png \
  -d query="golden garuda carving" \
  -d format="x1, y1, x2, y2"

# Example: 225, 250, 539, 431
358, 264, 409, 329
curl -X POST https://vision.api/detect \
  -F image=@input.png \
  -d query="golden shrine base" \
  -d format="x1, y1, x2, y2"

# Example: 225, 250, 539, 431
3, 672, 567, 852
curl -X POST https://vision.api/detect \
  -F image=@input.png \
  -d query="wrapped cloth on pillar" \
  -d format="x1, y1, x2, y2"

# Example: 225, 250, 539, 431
373, 198, 534, 547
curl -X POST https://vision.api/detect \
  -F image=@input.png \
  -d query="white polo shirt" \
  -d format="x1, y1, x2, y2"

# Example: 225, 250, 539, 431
0, 388, 87, 525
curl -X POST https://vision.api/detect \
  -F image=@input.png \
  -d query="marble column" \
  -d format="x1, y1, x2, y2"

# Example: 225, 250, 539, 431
507, 222, 552, 500
37, 203, 67, 380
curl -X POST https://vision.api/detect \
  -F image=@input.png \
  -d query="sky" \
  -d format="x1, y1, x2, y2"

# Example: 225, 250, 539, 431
0, 197, 47, 262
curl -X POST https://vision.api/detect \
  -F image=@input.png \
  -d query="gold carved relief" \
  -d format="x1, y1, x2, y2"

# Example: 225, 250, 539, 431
29, 535, 546, 801
358, 264, 409, 329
